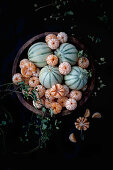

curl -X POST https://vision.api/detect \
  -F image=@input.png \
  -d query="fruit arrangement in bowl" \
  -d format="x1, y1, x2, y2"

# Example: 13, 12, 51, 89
12, 32, 95, 116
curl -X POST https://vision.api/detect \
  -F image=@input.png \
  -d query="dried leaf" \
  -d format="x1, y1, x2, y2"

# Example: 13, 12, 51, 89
84, 109, 90, 118
69, 133, 77, 143
92, 112, 102, 118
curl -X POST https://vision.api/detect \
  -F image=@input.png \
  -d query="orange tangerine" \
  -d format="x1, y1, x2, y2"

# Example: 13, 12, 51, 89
45, 34, 57, 44
57, 96, 68, 107
35, 85, 46, 98
12, 73, 23, 85
70, 90, 82, 101
48, 38, 60, 50
19, 59, 29, 68
45, 89, 55, 101
57, 32, 68, 43
78, 57, 89, 69
21, 62, 36, 78
45, 99, 52, 109
46, 54, 58, 66
50, 84, 64, 98
59, 62, 71, 75
51, 102, 62, 114
29, 77, 40, 87
65, 98, 77, 111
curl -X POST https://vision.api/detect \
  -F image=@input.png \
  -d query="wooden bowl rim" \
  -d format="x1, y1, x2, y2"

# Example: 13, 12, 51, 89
12, 32, 95, 116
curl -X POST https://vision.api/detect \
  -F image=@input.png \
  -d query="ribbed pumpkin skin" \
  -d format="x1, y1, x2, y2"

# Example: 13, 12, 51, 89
28, 42, 52, 67
64, 66, 88, 90
54, 43, 78, 65
39, 65, 63, 88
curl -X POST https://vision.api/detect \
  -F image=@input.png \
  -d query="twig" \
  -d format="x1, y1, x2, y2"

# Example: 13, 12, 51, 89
34, 3, 55, 12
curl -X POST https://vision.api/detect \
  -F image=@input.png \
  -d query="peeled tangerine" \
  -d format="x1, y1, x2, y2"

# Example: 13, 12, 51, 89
57, 32, 68, 43
19, 59, 29, 68
21, 62, 36, 78
46, 54, 58, 66
70, 90, 82, 101
65, 98, 77, 111
45, 89, 55, 101
12, 73, 23, 85
57, 96, 68, 107
59, 62, 71, 75
50, 84, 64, 98
45, 99, 52, 109
51, 102, 62, 114
33, 98, 45, 109
35, 85, 46, 98
78, 57, 89, 69
45, 34, 57, 44
47, 38, 60, 50
29, 77, 40, 87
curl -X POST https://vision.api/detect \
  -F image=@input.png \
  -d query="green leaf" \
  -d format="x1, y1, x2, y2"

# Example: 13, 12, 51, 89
42, 107, 46, 113
64, 10, 74, 16
78, 50, 83, 57
1, 121, 6, 125
50, 109, 53, 117
42, 123, 47, 130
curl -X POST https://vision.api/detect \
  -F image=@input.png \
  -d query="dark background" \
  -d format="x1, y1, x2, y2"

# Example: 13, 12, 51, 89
0, 0, 112, 168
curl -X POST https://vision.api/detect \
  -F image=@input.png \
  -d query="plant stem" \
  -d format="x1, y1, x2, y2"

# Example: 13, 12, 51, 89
35, 3, 55, 12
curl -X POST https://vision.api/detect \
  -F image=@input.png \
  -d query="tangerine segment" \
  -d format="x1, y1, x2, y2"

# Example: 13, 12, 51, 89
12, 73, 23, 85
59, 62, 71, 75
46, 55, 58, 66
70, 90, 82, 101
50, 84, 64, 98
19, 59, 29, 68
57, 96, 68, 107
51, 102, 62, 114
65, 98, 77, 111
29, 77, 40, 87
21, 62, 36, 78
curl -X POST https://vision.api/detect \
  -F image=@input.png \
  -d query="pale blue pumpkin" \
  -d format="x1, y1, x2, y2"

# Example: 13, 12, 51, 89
54, 43, 78, 65
64, 66, 88, 90
28, 42, 52, 67
39, 65, 63, 88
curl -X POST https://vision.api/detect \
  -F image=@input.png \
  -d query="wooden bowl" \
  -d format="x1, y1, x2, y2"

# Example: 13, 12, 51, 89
12, 32, 95, 116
